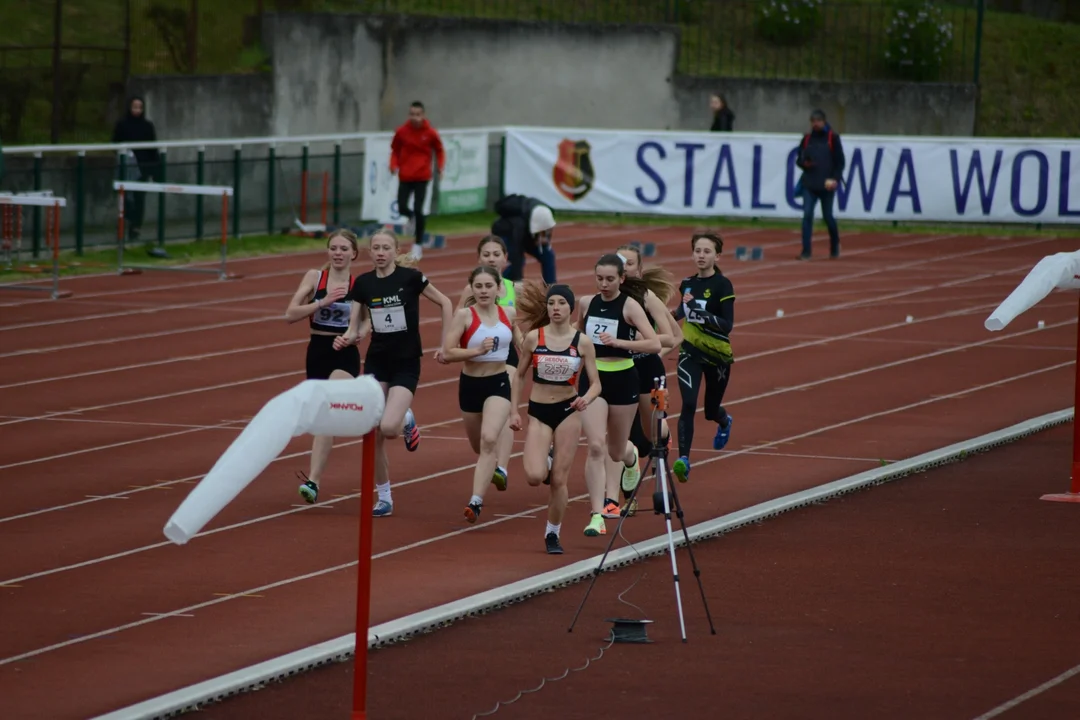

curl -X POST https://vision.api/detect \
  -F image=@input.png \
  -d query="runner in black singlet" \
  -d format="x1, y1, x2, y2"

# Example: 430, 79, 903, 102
336, 228, 454, 517
285, 229, 361, 504
575, 254, 662, 538
510, 282, 601, 554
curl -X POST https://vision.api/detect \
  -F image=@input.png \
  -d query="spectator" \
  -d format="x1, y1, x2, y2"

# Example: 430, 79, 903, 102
794, 109, 845, 260
491, 194, 557, 284
112, 96, 160, 242
390, 101, 445, 261
709, 93, 735, 132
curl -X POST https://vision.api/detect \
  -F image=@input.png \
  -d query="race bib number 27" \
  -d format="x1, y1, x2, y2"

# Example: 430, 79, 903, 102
586, 315, 620, 345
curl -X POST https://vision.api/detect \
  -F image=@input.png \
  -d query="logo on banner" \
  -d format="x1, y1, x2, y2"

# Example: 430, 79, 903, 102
553, 139, 594, 202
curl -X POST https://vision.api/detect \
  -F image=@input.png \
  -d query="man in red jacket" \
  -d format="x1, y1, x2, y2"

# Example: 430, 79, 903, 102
390, 101, 445, 260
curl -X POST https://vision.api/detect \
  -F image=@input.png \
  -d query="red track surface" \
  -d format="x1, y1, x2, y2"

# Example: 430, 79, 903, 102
0, 224, 1077, 719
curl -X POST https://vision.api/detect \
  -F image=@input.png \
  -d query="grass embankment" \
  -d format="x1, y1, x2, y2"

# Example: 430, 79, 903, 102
3, 210, 1072, 284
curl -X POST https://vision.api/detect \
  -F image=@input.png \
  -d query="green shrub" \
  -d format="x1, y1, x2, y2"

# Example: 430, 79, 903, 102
883, 1, 955, 81
756, 0, 823, 46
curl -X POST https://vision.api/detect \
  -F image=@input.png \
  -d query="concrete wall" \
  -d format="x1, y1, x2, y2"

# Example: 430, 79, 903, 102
673, 76, 977, 136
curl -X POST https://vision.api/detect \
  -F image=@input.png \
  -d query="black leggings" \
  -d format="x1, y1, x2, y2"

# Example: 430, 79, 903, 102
676, 351, 731, 458
397, 180, 428, 242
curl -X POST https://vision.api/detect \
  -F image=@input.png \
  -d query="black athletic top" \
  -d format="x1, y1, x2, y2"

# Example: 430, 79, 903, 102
348, 265, 429, 359
674, 269, 735, 365
531, 327, 583, 386
582, 292, 635, 360
309, 270, 353, 335
630, 295, 658, 360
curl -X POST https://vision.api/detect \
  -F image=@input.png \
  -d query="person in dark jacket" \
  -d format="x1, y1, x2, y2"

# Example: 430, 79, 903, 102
794, 109, 845, 260
709, 93, 734, 132
491, 194, 557, 283
112, 96, 160, 242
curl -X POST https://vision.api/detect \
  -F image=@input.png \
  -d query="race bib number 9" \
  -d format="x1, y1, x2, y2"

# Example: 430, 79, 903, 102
372, 305, 407, 333
586, 315, 620, 345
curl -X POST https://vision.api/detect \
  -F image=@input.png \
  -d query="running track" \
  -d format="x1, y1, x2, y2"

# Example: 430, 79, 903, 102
0, 224, 1076, 719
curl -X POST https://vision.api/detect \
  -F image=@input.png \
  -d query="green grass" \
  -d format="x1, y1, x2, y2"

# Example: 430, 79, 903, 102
4, 210, 1073, 284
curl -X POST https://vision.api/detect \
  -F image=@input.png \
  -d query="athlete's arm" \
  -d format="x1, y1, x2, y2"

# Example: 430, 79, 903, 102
510, 330, 538, 431
422, 282, 455, 363
441, 308, 491, 363
575, 294, 593, 333
644, 290, 678, 351
455, 282, 474, 312
573, 336, 603, 411
685, 297, 734, 334
284, 269, 322, 324
334, 298, 366, 350
610, 298, 661, 355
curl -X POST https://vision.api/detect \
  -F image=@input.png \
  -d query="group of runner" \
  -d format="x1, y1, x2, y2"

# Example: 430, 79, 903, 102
286, 227, 737, 554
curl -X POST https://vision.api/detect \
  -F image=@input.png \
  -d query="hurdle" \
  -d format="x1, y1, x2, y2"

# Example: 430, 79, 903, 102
113, 180, 240, 280
293, 169, 329, 236
0, 193, 72, 300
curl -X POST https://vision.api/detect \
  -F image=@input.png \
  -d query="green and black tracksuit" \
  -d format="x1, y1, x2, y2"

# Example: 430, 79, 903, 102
673, 269, 735, 459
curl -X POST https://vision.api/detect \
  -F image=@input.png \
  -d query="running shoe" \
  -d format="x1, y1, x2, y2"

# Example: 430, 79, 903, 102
673, 456, 691, 483
543, 445, 553, 485
602, 499, 622, 520
620, 446, 641, 495
713, 415, 733, 450
492, 466, 508, 492
403, 409, 420, 452
297, 472, 319, 504
372, 499, 394, 517
545, 532, 564, 555
464, 501, 482, 524
626, 496, 639, 517
583, 512, 606, 537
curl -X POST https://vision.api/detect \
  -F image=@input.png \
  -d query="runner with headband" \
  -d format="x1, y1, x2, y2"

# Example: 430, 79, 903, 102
286, 229, 361, 504
510, 282, 602, 553
336, 228, 454, 516
671, 232, 736, 483
576, 254, 662, 537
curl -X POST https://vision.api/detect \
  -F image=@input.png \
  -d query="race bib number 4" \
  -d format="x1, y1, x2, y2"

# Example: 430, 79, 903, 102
372, 305, 407, 333
586, 315, 620, 345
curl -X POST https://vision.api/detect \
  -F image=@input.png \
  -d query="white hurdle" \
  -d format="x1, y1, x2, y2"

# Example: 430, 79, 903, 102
0, 193, 72, 300
113, 180, 240, 280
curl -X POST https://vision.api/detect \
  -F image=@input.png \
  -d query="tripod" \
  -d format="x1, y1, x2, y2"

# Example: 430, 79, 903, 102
568, 376, 717, 642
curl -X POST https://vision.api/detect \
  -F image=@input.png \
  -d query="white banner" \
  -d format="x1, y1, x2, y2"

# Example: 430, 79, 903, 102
361, 132, 433, 225
504, 126, 1080, 225
438, 130, 489, 214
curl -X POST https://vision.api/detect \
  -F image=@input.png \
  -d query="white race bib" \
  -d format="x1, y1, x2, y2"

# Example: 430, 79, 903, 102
684, 300, 708, 324
372, 305, 407, 333
314, 302, 350, 328
586, 315, 620, 345
535, 355, 579, 383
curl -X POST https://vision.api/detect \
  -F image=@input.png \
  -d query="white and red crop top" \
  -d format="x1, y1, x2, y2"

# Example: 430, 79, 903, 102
460, 306, 514, 363
531, 327, 583, 385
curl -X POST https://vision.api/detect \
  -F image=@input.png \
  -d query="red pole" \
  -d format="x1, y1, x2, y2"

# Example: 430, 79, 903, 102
321, 171, 329, 227
352, 430, 377, 719
301, 169, 308, 224
1071, 293, 1080, 494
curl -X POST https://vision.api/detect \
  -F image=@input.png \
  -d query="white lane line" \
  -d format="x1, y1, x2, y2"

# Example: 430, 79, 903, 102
971, 662, 1080, 719
0, 359, 1068, 667
1, 318, 1067, 585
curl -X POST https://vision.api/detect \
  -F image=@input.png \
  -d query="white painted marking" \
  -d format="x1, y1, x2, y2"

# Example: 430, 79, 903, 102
971, 662, 1080, 719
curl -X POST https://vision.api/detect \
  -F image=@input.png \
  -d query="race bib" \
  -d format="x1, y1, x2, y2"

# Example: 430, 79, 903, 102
586, 315, 620, 345
684, 300, 708, 324
535, 355, 578, 383
314, 302, 350, 328
372, 305, 407, 333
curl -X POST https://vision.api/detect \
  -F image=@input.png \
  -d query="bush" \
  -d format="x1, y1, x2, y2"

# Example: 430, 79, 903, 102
884, 1, 955, 81
756, 0, 823, 46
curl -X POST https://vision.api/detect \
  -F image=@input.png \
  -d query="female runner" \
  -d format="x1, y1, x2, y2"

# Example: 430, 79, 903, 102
671, 232, 736, 483
509, 283, 602, 554
443, 266, 524, 523
576, 254, 662, 537
456, 235, 522, 490
336, 228, 454, 517
285, 229, 361, 504
611, 243, 681, 513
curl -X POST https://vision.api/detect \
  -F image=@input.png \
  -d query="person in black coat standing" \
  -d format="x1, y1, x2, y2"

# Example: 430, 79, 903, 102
794, 109, 845, 260
112, 96, 160, 242
490, 194, 558, 283
709, 93, 734, 132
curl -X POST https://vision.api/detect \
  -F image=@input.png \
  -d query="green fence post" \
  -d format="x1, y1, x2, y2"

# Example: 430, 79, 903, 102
75, 151, 85, 255
196, 147, 205, 240
267, 145, 277, 234
156, 150, 168, 247
333, 141, 342, 226
973, 0, 985, 86
32, 153, 42, 259
232, 146, 242, 238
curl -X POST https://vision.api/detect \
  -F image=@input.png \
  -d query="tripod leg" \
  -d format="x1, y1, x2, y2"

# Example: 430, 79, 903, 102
665, 472, 718, 635
568, 453, 655, 633
656, 458, 689, 643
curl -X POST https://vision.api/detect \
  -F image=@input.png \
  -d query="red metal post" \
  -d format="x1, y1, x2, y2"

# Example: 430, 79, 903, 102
321, 171, 329, 227
1042, 293, 1080, 502
352, 430, 377, 718
300, 169, 309, 224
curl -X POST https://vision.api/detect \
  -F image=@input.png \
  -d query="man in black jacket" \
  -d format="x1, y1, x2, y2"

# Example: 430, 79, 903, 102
794, 109, 845, 260
491, 194, 558, 283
